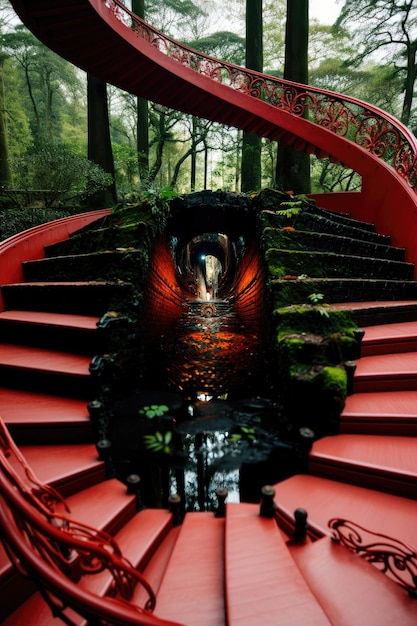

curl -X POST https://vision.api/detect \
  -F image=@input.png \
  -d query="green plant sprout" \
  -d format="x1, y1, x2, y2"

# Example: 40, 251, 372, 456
138, 404, 169, 418
307, 292, 330, 318
228, 426, 257, 443
143, 431, 173, 454
307, 292, 325, 305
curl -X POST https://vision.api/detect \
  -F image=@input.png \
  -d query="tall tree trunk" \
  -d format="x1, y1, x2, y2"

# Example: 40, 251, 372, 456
87, 73, 117, 206
276, 0, 311, 194
191, 116, 197, 191
241, 0, 263, 193
0, 54, 12, 186
132, 0, 149, 185
401, 40, 417, 126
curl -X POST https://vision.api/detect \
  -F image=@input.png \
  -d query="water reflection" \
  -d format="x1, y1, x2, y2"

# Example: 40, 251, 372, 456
159, 303, 267, 398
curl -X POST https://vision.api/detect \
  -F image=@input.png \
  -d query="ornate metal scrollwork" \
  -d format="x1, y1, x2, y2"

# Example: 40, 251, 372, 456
105, 0, 417, 193
0, 419, 156, 611
329, 518, 417, 598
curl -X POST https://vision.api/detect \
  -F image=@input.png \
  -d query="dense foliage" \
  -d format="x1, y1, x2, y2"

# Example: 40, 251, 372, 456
0, 0, 415, 208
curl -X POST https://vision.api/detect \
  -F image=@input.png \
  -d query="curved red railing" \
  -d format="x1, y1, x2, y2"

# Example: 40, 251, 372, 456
0, 209, 110, 310
0, 419, 185, 626
8, 0, 417, 265
106, 0, 417, 193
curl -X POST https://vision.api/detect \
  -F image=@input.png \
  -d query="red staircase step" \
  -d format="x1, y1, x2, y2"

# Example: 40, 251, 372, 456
332, 300, 417, 326
224, 503, 330, 625
308, 434, 417, 499
353, 351, 417, 392
0, 388, 92, 443
361, 320, 417, 355
17, 442, 105, 497
1, 478, 138, 623
341, 390, 417, 435
133, 526, 182, 604
0, 310, 99, 330
149, 512, 225, 626
0, 344, 91, 376
289, 536, 417, 625
273, 474, 417, 548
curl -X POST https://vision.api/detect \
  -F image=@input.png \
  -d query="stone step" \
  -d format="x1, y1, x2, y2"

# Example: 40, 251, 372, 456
45, 221, 149, 257
266, 249, 413, 281
23, 249, 148, 285
302, 204, 378, 233
1, 281, 132, 316
261, 228, 405, 261
298, 211, 389, 244
259, 208, 389, 244
271, 278, 417, 309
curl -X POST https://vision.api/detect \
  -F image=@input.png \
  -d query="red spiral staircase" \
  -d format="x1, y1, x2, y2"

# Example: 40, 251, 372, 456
0, 1, 417, 624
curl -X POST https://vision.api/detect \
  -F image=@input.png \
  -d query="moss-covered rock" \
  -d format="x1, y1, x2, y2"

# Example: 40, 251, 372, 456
274, 305, 357, 342
269, 304, 360, 436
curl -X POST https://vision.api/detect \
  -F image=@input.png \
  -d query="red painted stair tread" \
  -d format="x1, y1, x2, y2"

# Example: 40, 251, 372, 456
0, 310, 99, 330
332, 300, 417, 311
152, 513, 225, 626
355, 351, 417, 376
17, 443, 105, 496
362, 319, 417, 349
363, 319, 417, 339
290, 536, 417, 625
225, 503, 331, 625
342, 389, 417, 430
133, 526, 182, 604
0, 388, 90, 425
343, 389, 417, 418
310, 434, 417, 476
0, 344, 91, 375
309, 434, 417, 497
273, 474, 417, 548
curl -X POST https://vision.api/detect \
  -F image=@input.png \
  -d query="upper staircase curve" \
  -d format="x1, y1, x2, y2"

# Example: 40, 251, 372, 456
9, 0, 417, 268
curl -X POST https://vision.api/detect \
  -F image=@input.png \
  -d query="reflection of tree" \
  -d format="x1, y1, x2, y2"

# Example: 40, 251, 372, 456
172, 431, 239, 512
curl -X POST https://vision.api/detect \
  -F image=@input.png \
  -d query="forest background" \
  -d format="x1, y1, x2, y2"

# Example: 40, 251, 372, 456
0, 0, 416, 235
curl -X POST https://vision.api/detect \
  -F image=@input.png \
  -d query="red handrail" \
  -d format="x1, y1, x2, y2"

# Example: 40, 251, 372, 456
107, 0, 417, 193
0, 419, 185, 626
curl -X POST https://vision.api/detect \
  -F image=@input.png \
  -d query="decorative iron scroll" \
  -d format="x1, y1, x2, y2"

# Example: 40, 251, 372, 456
329, 518, 417, 598
0, 418, 156, 612
104, 0, 417, 192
